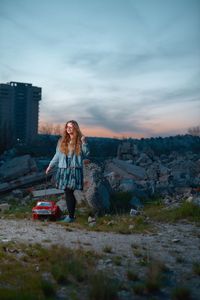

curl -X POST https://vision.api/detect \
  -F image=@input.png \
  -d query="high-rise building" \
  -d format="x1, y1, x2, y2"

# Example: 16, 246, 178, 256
0, 81, 42, 145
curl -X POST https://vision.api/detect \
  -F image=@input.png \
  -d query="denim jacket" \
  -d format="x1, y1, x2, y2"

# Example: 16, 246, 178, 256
49, 142, 90, 169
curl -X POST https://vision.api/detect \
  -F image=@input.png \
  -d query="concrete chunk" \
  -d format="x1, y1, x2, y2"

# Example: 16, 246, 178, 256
32, 188, 64, 198
0, 172, 51, 193
113, 158, 146, 180
0, 155, 38, 181
0, 203, 11, 212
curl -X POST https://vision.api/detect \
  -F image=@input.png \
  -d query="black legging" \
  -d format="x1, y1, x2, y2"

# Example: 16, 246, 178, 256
65, 187, 76, 218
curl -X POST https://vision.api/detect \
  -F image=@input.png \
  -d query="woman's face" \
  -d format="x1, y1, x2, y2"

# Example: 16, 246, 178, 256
66, 122, 74, 135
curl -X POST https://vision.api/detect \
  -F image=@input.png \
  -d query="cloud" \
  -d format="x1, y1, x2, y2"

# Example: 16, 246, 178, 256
1, 0, 199, 138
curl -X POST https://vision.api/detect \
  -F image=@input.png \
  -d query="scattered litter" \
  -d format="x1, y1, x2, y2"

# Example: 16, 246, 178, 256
130, 208, 140, 216
172, 239, 180, 243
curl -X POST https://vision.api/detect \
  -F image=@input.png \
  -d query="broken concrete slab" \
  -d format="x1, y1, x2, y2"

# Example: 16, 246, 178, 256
0, 172, 52, 194
32, 188, 64, 198
0, 155, 38, 181
113, 158, 146, 180
0, 182, 10, 193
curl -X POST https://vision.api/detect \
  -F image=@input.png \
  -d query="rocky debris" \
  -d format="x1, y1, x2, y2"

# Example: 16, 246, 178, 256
135, 152, 153, 166
129, 208, 140, 216
0, 203, 10, 212
12, 189, 24, 199
105, 144, 200, 206
88, 216, 96, 227
0, 172, 52, 193
0, 155, 38, 181
1, 140, 200, 214
0, 153, 54, 194
186, 195, 200, 207
117, 141, 138, 160
0, 148, 17, 166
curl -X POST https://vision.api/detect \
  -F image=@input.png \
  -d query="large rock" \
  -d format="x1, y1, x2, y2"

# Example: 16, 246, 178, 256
146, 163, 159, 180
0, 155, 38, 181
0, 172, 49, 193
104, 171, 121, 190
112, 159, 146, 180
84, 163, 112, 214
135, 153, 152, 166
119, 178, 136, 192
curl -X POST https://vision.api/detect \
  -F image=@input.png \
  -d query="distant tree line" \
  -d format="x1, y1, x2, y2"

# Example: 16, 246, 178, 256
39, 122, 63, 135
187, 125, 200, 136
132, 134, 200, 155
2, 124, 200, 158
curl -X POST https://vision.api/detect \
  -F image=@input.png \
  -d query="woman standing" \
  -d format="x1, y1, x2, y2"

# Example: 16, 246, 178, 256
46, 120, 90, 222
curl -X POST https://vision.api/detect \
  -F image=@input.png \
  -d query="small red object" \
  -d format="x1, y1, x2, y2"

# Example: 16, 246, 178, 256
32, 200, 61, 221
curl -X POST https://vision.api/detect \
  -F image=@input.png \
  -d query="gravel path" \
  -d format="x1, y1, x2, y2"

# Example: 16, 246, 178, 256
0, 219, 199, 265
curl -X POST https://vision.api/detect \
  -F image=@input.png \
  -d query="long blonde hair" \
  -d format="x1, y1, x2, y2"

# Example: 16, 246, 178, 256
59, 120, 83, 155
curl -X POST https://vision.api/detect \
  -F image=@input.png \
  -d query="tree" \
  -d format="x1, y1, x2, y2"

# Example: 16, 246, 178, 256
39, 122, 63, 135
188, 125, 200, 136
53, 124, 63, 135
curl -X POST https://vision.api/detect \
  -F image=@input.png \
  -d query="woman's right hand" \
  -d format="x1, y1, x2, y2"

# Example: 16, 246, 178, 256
45, 166, 51, 174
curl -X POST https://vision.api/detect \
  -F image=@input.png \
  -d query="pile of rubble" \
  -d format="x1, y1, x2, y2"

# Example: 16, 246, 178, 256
0, 152, 112, 214
1, 143, 200, 215
0, 154, 52, 193
104, 141, 200, 208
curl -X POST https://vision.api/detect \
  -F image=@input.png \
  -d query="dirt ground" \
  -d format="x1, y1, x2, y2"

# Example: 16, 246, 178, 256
0, 218, 200, 299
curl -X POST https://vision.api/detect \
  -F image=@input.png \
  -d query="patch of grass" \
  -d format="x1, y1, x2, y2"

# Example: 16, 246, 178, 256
132, 282, 146, 295
88, 271, 120, 300
127, 270, 139, 281
50, 247, 94, 284
42, 239, 52, 243
171, 286, 192, 300
0, 241, 100, 299
112, 256, 122, 266
131, 243, 140, 249
40, 279, 56, 297
103, 245, 113, 253
138, 255, 150, 266
51, 261, 70, 284
145, 201, 200, 223
2, 195, 154, 234
90, 213, 134, 234
1, 199, 35, 219
85, 213, 154, 234
144, 260, 168, 293
0, 289, 37, 300
192, 261, 200, 276
109, 191, 132, 214
132, 248, 143, 258
133, 259, 169, 296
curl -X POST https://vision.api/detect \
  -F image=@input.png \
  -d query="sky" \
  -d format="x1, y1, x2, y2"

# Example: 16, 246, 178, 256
0, 0, 200, 138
